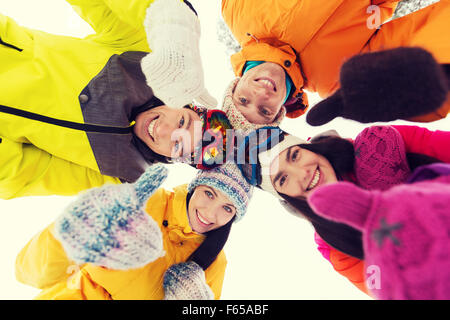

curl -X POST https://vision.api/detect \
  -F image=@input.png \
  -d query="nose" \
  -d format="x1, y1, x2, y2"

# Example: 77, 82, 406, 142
202, 205, 219, 224
294, 166, 311, 190
155, 117, 175, 140
252, 85, 270, 99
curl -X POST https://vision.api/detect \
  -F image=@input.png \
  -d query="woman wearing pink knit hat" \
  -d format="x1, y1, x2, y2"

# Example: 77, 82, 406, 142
236, 124, 450, 298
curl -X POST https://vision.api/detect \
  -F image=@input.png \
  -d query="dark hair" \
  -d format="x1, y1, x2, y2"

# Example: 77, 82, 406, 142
281, 135, 364, 258
281, 134, 443, 259
280, 193, 365, 259
299, 135, 355, 180
185, 189, 234, 270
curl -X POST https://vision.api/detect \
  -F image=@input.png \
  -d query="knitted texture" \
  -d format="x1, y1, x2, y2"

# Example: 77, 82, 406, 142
163, 261, 214, 300
354, 126, 411, 191
237, 127, 306, 198
54, 164, 168, 270
188, 162, 253, 221
222, 78, 285, 134
308, 173, 450, 299
306, 47, 449, 125
141, 0, 217, 109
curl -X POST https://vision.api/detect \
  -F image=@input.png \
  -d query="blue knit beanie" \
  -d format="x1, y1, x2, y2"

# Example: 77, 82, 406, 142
187, 162, 253, 222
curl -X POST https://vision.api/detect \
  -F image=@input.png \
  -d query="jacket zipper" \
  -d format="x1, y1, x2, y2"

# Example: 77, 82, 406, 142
0, 37, 23, 52
0, 104, 133, 134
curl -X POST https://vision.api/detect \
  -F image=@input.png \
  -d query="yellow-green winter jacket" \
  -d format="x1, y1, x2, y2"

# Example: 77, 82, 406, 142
15, 184, 227, 300
0, 0, 177, 199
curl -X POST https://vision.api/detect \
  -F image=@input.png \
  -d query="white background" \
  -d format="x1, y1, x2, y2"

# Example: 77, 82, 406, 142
0, 0, 448, 300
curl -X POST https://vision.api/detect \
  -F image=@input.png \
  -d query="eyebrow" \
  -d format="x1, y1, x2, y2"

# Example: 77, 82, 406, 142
186, 113, 192, 131
286, 147, 292, 163
273, 171, 284, 188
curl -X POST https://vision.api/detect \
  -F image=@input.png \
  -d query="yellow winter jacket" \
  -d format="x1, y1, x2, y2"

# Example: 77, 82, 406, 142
0, 0, 172, 199
15, 184, 227, 300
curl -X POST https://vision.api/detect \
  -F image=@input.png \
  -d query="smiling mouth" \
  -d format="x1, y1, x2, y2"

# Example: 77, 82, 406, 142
306, 167, 321, 191
196, 210, 212, 226
147, 116, 159, 141
255, 77, 277, 92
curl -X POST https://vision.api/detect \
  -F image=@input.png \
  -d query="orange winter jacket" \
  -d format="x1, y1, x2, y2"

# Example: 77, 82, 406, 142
222, 0, 450, 121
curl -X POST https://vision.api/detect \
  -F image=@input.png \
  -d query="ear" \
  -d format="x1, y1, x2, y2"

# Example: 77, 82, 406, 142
307, 182, 375, 231
278, 105, 286, 118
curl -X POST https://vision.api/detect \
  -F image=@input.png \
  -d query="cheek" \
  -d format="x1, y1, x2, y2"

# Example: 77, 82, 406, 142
286, 182, 303, 198
320, 160, 337, 182
215, 211, 235, 228
190, 192, 206, 209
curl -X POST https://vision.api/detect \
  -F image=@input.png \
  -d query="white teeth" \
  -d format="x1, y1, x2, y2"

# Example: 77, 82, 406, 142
258, 79, 274, 90
307, 169, 321, 191
147, 118, 157, 139
197, 211, 211, 225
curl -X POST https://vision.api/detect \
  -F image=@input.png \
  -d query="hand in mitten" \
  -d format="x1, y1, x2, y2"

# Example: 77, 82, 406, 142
141, 0, 217, 109
54, 164, 168, 270
163, 261, 214, 300
307, 176, 450, 299
306, 47, 449, 125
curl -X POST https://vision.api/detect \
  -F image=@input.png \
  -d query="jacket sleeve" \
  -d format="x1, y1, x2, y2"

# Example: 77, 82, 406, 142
328, 248, 370, 296
314, 233, 370, 295
391, 125, 450, 163
0, 137, 121, 199
34, 268, 112, 300
204, 250, 227, 299
65, 0, 153, 51
15, 223, 77, 289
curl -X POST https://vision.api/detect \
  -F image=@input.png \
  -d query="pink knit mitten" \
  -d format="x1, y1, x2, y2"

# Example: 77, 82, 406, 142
307, 177, 450, 299
354, 125, 410, 191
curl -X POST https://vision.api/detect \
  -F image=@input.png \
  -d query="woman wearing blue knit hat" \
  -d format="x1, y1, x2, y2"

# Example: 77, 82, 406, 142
16, 163, 253, 300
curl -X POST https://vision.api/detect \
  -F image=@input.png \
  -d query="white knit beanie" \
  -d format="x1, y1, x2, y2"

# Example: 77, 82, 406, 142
237, 127, 307, 199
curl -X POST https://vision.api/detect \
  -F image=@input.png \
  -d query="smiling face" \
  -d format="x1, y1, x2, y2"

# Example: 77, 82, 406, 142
270, 145, 338, 198
187, 185, 236, 234
232, 62, 287, 124
133, 105, 202, 158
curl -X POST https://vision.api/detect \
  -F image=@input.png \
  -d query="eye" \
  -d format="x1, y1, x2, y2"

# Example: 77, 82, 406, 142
239, 97, 248, 105
173, 140, 183, 156
291, 149, 300, 162
178, 116, 185, 128
223, 205, 233, 214
261, 108, 271, 116
205, 190, 213, 199
279, 175, 287, 187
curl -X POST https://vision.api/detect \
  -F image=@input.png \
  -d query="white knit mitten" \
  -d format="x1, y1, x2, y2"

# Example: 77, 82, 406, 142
54, 165, 168, 270
141, 0, 217, 109
163, 261, 214, 300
